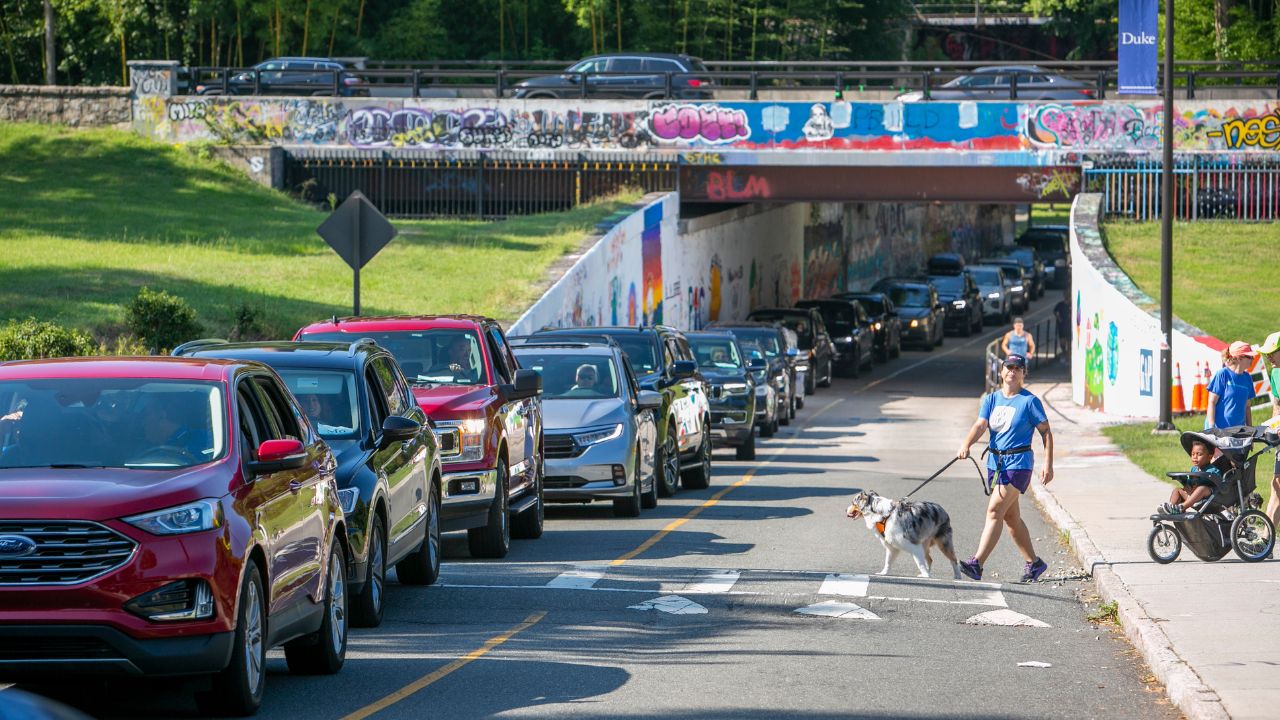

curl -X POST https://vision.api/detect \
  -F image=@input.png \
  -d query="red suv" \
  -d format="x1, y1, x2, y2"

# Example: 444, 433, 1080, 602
0, 358, 350, 716
297, 316, 544, 559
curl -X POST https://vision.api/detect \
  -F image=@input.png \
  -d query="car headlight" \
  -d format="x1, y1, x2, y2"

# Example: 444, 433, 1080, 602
952, 300, 966, 309
337, 487, 360, 514
437, 416, 487, 462
124, 499, 222, 536
1012, 285, 1024, 292
874, 322, 882, 330
721, 382, 749, 395
573, 424, 623, 447
987, 292, 1001, 299
910, 319, 919, 328
795, 363, 810, 371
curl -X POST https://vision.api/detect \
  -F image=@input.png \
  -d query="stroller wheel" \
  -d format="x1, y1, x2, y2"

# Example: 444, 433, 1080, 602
1230, 510, 1275, 563
1147, 524, 1181, 564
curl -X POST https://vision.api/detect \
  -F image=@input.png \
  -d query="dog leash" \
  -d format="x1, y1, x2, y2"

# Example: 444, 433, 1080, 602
903, 453, 989, 499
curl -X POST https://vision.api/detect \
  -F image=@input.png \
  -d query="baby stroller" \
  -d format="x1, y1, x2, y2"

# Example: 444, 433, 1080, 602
1147, 425, 1278, 563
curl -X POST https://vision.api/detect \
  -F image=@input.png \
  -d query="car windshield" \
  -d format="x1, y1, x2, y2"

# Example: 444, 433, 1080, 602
688, 338, 742, 370
929, 275, 963, 292
513, 351, 619, 399
853, 297, 885, 315
276, 369, 361, 440
749, 314, 812, 346
1005, 248, 1035, 262
969, 268, 1003, 285
585, 333, 659, 375
887, 287, 931, 308
299, 329, 488, 386
998, 266, 1022, 283
723, 329, 780, 357
802, 305, 855, 335
0, 379, 226, 470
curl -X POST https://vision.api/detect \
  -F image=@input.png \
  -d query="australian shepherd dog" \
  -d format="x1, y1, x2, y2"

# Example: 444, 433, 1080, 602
846, 490, 960, 579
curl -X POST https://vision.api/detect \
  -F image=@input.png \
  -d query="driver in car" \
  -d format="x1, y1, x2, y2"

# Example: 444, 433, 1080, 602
564, 364, 600, 397
300, 394, 354, 436
142, 398, 213, 460
428, 335, 477, 382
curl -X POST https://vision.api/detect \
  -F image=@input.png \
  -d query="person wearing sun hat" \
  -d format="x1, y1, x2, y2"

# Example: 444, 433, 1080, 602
1256, 332, 1280, 531
1205, 340, 1257, 430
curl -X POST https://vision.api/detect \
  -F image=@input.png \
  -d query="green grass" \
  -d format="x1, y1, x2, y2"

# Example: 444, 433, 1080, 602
0, 123, 640, 340
1102, 412, 1274, 508
1029, 203, 1071, 227
1102, 221, 1280, 344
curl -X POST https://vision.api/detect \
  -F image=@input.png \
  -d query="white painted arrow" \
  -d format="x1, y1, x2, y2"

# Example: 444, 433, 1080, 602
795, 600, 881, 620
628, 595, 707, 615
964, 609, 1051, 628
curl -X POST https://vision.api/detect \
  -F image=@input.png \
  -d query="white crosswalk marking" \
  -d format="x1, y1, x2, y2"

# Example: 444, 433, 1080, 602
546, 567, 606, 589
795, 601, 881, 620
683, 568, 741, 594
818, 573, 869, 597
629, 595, 707, 615
965, 609, 1051, 628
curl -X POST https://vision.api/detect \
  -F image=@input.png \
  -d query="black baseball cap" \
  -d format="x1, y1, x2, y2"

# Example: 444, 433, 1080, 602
1003, 354, 1027, 370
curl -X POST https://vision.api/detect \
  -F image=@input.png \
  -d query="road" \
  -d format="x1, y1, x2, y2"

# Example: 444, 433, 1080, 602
20, 294, 1179, 720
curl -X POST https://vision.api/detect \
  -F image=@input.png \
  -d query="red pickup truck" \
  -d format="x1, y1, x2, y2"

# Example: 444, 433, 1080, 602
296, 316, 544, 558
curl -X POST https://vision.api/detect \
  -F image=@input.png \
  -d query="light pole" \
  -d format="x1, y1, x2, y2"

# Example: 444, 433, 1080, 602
1156, 0, 1175, 431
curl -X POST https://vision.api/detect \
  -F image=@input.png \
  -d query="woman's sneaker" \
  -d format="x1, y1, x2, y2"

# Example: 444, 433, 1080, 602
959, 557, 983, 581
1021, 557, 1048, 583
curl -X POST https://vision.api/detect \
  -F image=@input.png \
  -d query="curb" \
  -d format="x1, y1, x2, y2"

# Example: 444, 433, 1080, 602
1030, 481, 1229, 720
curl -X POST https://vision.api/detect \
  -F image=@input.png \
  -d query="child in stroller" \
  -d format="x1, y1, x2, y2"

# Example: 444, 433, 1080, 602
1148, 426, 1278, 564
1158, 438, 1222, 517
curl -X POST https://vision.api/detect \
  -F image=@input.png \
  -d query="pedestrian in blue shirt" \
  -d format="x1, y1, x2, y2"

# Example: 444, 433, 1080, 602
955, 354, 1055, 583
1206, 341, 1257, 430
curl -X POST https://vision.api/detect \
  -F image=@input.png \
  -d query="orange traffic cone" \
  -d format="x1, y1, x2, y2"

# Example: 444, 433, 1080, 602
1171, 362, 1187, 415
1191, 360, 1206, 412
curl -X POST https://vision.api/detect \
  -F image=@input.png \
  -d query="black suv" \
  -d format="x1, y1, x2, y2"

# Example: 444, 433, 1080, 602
795, 298, 875, 377
928, 272, 984, 337
871, 279, 945, 350
686, 331, 764, 461
746, 307, 835, 394
512, 53, 713, 100
193, 57, 367, 96
834, 292, 902, 362
531, 326, 712, 494
1002, 246, 1047, 298
1017, 225, 1070, 289
706, 321, 797, 426
174, 339, 442, 628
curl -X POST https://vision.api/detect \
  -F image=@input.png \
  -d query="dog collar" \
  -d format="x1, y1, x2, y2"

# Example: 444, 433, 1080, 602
874, 518, 886, 536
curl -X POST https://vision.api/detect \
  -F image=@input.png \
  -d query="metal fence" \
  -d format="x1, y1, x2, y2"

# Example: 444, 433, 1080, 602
283, 150, 677, 219
985, 315, 1063, 391
1083, 156, 1280, 222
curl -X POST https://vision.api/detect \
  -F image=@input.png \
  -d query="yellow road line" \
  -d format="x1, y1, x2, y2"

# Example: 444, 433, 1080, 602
340, 611, 546, 720
610, 396, 844, 567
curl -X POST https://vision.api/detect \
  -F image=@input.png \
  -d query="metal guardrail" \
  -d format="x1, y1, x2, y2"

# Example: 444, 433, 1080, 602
179, 60, 1280, 100
1085, 156, 1280, 222
985, 315, 1062, 391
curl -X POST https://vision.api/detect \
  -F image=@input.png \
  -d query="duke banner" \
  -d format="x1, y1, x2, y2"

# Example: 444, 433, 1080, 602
1119, 0, 1159, 94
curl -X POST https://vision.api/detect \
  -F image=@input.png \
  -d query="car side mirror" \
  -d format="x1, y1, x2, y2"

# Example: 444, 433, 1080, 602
747, 358, 767, 371
248, 438, 306, 475
379, 415, 421, 448
503, 369, 542, 401
636, 390, 663, 410
670, 360, 698, 381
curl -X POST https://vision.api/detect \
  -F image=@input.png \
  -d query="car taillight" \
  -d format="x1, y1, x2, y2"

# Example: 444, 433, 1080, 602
687, 79, 703, 88
1078, 89, 1095, 98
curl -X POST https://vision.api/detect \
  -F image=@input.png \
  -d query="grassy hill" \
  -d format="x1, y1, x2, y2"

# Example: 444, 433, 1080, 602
0, 123, 639, 340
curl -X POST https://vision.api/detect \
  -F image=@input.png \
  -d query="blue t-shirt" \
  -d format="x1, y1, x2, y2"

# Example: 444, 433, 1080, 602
980, 388, 1047, 471
1205, 367, 1255, 429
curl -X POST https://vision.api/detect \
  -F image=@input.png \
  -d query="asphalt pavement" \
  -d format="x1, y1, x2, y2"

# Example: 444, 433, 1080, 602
17, 294, 1181, 720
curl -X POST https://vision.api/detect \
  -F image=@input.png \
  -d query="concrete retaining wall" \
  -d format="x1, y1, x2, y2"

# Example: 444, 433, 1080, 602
0, 85, 132, 127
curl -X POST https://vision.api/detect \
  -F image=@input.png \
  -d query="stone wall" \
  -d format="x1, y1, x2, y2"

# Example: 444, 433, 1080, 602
0, 85, 132, 127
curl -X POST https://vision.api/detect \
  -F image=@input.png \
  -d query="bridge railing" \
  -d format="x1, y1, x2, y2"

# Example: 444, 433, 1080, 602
986, 315, 1063, 392
176, 60, 1280, 100
1084, 156, 1280, 222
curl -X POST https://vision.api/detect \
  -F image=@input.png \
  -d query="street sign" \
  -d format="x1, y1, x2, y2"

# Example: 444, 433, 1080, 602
316, 191, 397, 315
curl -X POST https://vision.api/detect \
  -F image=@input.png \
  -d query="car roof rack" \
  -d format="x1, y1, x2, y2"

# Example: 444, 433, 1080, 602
171, 338, 230, 357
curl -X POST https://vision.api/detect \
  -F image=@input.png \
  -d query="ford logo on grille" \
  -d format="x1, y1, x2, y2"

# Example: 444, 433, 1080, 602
0, 534, 38, 558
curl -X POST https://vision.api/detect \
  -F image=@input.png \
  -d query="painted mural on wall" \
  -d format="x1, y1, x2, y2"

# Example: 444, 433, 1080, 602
134, 94, 1280, 155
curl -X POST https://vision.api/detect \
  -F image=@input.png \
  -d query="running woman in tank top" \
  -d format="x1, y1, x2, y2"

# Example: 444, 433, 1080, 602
1001, 316, 1035, 359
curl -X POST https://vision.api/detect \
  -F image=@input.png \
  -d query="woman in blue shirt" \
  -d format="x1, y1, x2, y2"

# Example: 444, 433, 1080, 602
955, 353, 1055, 583
1205, 341, 1257, 430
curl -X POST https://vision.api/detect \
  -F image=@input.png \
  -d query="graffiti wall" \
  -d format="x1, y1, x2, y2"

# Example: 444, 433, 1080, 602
1069, 193, 1225, 417
133, 93, 1280, 155
509, 196, 804, 335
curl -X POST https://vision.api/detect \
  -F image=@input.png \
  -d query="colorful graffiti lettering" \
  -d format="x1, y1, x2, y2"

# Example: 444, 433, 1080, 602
1206, 110, 1280, 149
1026, 104, 1160, 150
705, 171, 771, 201
1015, 169, 1078, 200
649, 104, 750, 143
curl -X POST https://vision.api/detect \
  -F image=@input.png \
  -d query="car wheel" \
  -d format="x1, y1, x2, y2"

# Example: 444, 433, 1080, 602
468, 457, 510, 558
735, 432, 756, 461
512, 454, 545, 540
352, 517, 386, 628
396, 477, 441, 585
657, 422, 680, 497
614, 451, 643, 518
284, 543, 348, 675
681, 427, 713, 490
640, 447, 658, 510
804, 369, 816, 395
795, 393, 805, 410
198, 561, 266, 716
818, 359, 832, 387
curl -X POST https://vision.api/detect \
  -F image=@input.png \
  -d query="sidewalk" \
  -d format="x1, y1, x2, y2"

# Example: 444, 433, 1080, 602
1028, 377, 1280, 720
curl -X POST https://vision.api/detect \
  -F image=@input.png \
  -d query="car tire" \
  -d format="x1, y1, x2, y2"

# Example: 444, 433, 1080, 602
795, 394, 805, 410
819, 359, 833, 387
467, 458, 511, 559
614, 452, 643, 518
681, 427, 713, 490
396, 478, 441, 586
352, 517, 386, 628
512, 455, 545, 540
656, 422, 680, 497
284, 543, 348, 675
640, 448, 658, 510
198, 561, 266, 716
735, 432, 756, 461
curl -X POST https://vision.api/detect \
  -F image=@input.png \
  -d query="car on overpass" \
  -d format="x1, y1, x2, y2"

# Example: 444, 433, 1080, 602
871, 278, 945, 351
795, 298, 876, 377
511, 53, 714, 100
895, 65, 1095, 102
295, 316, 545, 559
509, 338, 661, 517
173, 339, 443, 629
193, 57, 368, 96
746, 307, 835, 395
0, 357, 350, 716
1017, 225, 1071, 289
833, 291, 902, 362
